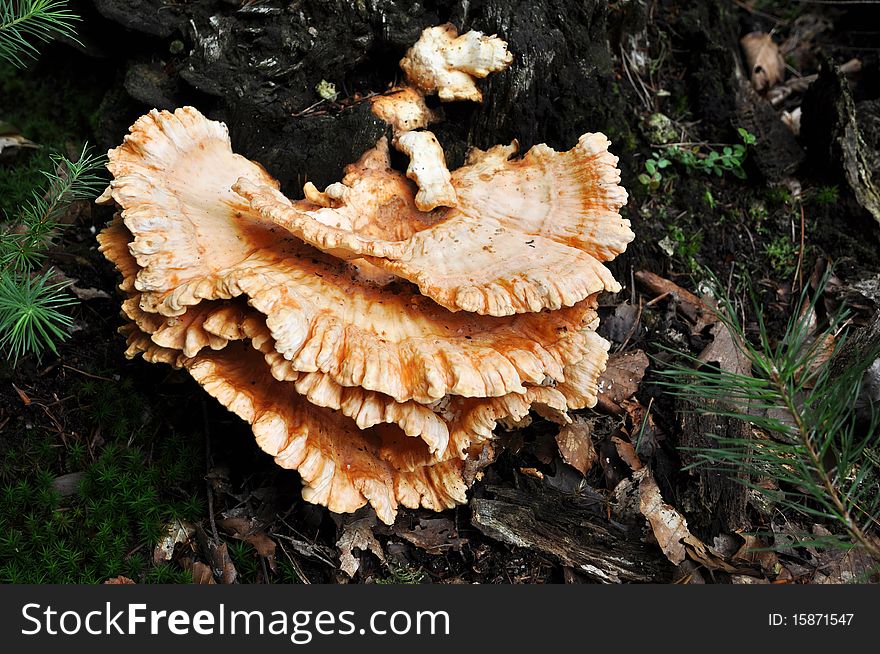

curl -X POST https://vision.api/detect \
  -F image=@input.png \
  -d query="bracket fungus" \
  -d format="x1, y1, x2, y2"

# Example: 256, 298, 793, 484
97, 26, 633, 524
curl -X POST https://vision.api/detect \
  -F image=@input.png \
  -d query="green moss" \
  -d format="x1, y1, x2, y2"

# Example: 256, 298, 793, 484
764, 236, 799, 277
375, 562, 427, 584
0, 372, 206, 584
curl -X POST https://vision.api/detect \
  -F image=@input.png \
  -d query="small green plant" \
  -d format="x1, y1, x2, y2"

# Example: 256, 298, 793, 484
1, 145, 106, 270
0, 267, 75, 363
660, 274, 880, 561
638, 153, 671, 191
0, 145, 106, 363
0, 1, 102, 364
639, 129, 754, 193
667, 224, 703, 273
375, 562, 428, 584
703, 189, 715, 210
0, 0, 79, 67
747, 201, 769, 231
811, 185, 840, 206
0, 375, 207, 583
673, 128, 754, 178
764, 236, 799, 277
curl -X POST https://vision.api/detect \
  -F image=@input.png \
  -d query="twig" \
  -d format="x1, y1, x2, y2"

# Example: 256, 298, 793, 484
277, 540, 311, 584
619, 43, 652, 112
62, 364, 116, 382
202, 397, 220, 543
792, 204, 806, 294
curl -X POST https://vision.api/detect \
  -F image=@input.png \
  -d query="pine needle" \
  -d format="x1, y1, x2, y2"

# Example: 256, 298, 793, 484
0, 0, 80, 67
659, 273, 880, 560
0, 268, 75, 364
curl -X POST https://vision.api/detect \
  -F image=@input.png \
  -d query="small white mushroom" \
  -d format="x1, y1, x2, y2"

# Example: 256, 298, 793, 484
400, 23, 513, 102
396, 130, 458, 211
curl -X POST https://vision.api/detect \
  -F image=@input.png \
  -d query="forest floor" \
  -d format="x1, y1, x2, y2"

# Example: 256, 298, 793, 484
1, 0, 879, 584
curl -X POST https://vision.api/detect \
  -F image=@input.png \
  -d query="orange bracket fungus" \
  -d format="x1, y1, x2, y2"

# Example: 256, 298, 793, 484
97, 25, 633, 524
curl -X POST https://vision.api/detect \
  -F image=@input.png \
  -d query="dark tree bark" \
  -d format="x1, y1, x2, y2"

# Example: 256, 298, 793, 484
90, 0, 629, 192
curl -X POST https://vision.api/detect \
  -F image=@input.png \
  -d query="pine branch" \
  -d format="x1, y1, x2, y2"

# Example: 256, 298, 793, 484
1, 144, 107, 271
659, 274, 880, 561
0, 0, 79, 67
0, 268, 75, 364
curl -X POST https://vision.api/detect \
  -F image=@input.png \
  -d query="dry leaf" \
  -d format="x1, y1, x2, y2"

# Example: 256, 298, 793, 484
740, 32, 784, 93
635, 468, 737, 572
69, 284, 111, 301
337, 515, 386, 578
152, 518, 195, 564
0, 133, 38, 160
190, 561, 216, 584
208, 542, 237, 584
596, 349, 649, 413
103, 576, 136, 585
217, 516, 278, 573
393, 518, 467, 553
621, 398, 661, 459
602, 302, 641, 344
12, 384, 30, 406
732, 533, 779, 575
555, 417, 597, 475
245, 532, 278, 573
611, 435, 643, 471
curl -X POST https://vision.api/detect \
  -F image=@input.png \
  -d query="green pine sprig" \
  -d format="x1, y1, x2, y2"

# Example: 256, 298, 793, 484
0, 267, 76, 363
658, 274, 880, 562
1, 144, 107, 272
0, 0, 80, 68
0, 144, 106, 364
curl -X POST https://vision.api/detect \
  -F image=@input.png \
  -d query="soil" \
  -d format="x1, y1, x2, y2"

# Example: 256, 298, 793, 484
1, 0, 879, 583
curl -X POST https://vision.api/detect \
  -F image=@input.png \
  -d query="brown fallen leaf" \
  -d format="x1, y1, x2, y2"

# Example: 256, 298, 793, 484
217, 516, 278, 573
208, 541, 237, 584
12, 384, 31, 406
620, 398, 662, 460
732, 533, 780, 576
611, 435, 643, 471
152, 518, 196, 564
596, 349, 649, 414
393, 518, 467, 554
635, 468, 738, 573
741, 32, 785, 93
337, 515, 386, 578
555, 417, 596, 475
103, 576, 136, 585
635, 270, 714, 333
190, 561, 216, 584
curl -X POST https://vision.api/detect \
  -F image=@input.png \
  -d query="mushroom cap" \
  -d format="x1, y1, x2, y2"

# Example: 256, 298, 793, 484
120, 321, 608, 524
104, 107, 598, 405
237, 133, 632, 316
395, 130, 458, 211
102, 218, 610, 470
370, 86, 440, 135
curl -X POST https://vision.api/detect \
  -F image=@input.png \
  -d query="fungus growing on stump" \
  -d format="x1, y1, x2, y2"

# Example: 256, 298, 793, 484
97, 26, 633, 524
